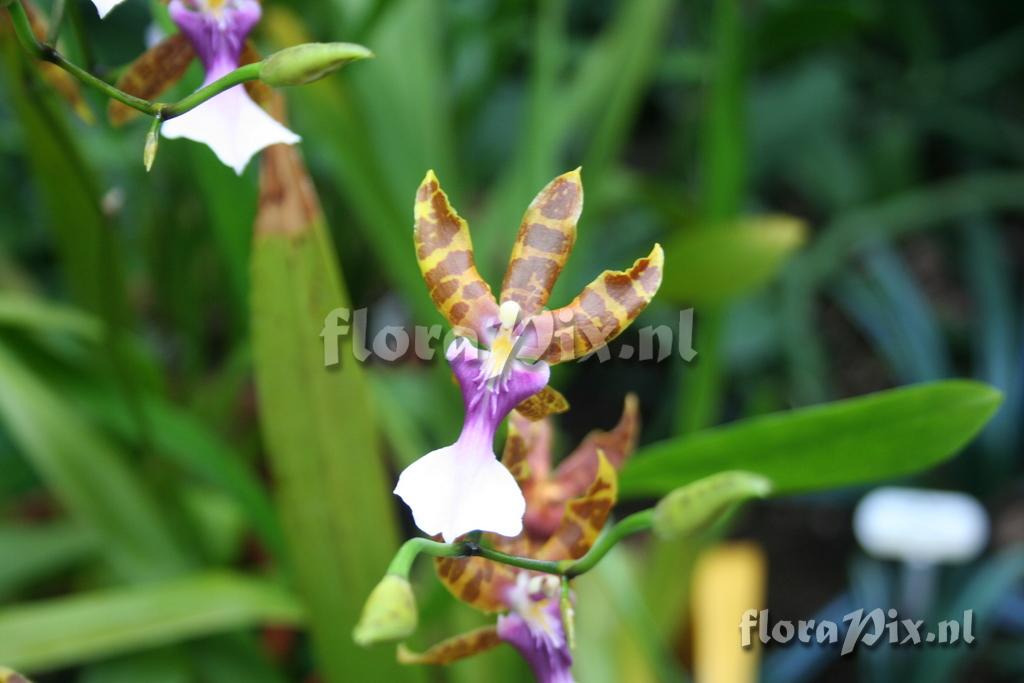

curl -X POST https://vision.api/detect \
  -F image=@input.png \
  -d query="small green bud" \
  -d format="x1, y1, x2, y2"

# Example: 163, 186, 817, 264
559, 577, 575, 651
652, 471, 772, 540
260, 42, 373, 87
352, 574, 417, 647
144, 115, 162, 172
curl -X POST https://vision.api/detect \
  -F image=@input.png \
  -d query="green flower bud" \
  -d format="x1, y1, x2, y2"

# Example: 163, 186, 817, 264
352, 574, 418, 647
143, 116, 162, 173
260, 42, 373, 88
652, 471, 772, 540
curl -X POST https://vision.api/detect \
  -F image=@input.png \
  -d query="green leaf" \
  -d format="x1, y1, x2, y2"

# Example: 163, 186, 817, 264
250, 146, 410, 681
0, 342, 192, 581
662, 215, 806, 306
0, 572, 302, 673
0, 523, 96, 601
621, 380, 1002, 497
0, 293, 101, 341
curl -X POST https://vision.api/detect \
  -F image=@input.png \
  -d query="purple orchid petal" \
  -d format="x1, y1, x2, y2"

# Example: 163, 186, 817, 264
169, 0, 261, 78
394, 338, 550, 542
497, 575, 575, 683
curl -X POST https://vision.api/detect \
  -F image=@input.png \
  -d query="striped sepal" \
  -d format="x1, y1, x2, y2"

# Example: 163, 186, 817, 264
108, 34, 195, 126
523, 394, 638, 538
414, 171, 500, 342
535, 451, 618, 562
500, 169, 582, 315
398, 626, 502, 665
434, 542, 521, 613
536, 244, 664, 364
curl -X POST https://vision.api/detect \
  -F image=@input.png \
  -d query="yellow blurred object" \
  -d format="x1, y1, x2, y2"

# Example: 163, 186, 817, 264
691, 542, 766, 683
0, 667, 32, 683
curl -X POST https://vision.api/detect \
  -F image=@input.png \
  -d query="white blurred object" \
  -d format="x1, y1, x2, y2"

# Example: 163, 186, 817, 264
90, 0, 127, 19
854, 487, 989, 564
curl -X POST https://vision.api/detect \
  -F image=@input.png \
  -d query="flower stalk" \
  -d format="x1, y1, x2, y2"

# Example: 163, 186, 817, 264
387, 508, 656, 581
4, 0, 347, 123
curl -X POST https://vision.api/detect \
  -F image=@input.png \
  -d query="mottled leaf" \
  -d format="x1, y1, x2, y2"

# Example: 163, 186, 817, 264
108, 34, 194, 126
414, 171, 500, 341
528, 244, 664, 364
500, 169, 582, 315
397, 627, 502, 666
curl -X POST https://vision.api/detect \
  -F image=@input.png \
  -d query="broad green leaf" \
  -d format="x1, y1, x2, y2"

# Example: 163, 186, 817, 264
662, 216, 806, 306
250, 145, 410, 681
621, 380, 1002, 497
0, 523, 96, 601
0, 572, 302, 672
0, 342, 192, 581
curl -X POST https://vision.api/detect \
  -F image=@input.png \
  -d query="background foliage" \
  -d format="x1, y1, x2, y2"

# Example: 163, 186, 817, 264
0, 0, 1022, 681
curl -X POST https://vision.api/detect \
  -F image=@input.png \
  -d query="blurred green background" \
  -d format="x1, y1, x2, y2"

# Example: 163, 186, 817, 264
0, 0, 1022, 681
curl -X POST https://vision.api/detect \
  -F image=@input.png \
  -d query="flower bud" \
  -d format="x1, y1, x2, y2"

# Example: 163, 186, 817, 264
352, 574, 417, 647
259, 42, 373, 87
652, 471, 771, 540
143, 116, 162, 173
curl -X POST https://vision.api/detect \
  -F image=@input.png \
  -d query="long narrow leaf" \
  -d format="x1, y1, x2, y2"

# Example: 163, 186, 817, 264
0, 572, 302, 672
621, 380, 1002, 497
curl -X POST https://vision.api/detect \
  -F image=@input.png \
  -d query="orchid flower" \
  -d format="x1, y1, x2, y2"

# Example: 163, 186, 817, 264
394, 170, 662, 542
107, 0, 299, 174
398, 399, 639, 682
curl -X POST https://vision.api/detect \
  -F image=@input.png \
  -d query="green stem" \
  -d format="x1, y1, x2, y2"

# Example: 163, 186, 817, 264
388, 509, 657, 580
562, 509, 654, 577
162, 63, 262, 118
6, 0, 262, 120
386, 537, 462, 577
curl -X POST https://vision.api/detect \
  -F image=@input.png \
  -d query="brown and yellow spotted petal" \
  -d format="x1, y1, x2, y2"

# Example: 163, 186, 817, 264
500, 169, 582, 315
535, 451, 618, 562
554, 393, 638, 495
522, 394, 638, 539
502, 410, 555, 489
514, 385, 570, 422
397, 626, 502, 665
241, 40, 275, 108
533, 243, 664, 364
108, 34, 195, 126
414, 171, 500, 341
434, 550, 518, 614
